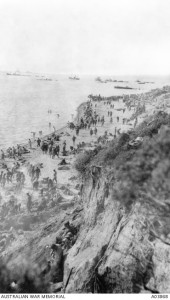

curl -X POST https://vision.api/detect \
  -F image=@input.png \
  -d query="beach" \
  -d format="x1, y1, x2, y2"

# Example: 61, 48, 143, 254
0, 84, 170, 292
0, 84, 169, 235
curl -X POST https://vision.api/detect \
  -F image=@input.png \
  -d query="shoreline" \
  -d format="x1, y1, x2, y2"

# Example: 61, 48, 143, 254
0, 86, 169, 229
1, 101, 87, 154
1, 84, 170, 160
1, 82, 169, 152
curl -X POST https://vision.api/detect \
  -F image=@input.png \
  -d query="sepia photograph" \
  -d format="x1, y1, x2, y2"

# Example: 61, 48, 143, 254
0, 0, 170, 295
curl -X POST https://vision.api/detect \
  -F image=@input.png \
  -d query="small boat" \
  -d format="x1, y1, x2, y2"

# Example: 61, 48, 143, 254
69, 76, 80, 80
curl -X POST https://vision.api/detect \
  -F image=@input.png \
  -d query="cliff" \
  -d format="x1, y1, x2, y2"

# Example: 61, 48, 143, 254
64, 177, 170, 293
63, 112, 170, 294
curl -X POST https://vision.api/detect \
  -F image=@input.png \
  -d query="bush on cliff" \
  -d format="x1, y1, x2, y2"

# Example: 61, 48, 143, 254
95, 133, 130, 164
91, 111, 170, 168
74, 151, 93, 173
74, 146, 103, 173
0, 262, 13, 293
0, 260, 50, 293
114, 126, 170, 240
134, 111, 170, 138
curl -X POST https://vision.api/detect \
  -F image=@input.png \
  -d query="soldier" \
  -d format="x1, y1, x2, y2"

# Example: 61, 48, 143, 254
55, 144, 60, 157
94, 127, 97, 135
26, 193, 32, 212
35, 166, 41, 180
53, 169, 57, 184
90, 128, 93, 136
50, 244, 63, 283
91, 165, 101, 188
72, 135, 76, 146
28, 139, 32, 149
37, 138, 41, 147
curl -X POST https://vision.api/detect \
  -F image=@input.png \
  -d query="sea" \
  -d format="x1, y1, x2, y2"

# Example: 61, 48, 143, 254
0, 73, 169, 149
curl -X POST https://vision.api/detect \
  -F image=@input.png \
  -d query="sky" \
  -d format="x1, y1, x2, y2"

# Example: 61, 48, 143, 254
0, 0, 170, 75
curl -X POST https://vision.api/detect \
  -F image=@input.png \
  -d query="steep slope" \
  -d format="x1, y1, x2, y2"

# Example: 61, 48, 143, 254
64, 174, 170, 293
64, 115, 170, 293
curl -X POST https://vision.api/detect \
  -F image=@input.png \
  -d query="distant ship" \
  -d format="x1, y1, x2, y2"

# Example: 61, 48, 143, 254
95, 77, 128, 84
95, 77, 106, 83
37, 78, 52, 81
69, 76, 80, 80
136, 80, 146, 84
6, 72, 21, 76
6, 71, 31, 77
105, 79, 128, 83
114, 86, 134, 90
136, 80, 154, 84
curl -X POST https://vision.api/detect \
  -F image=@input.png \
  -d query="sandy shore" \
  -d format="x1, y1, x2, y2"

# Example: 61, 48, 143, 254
1, 86, 169, 213
0, 85, 170, 274
0, 95, 134, 265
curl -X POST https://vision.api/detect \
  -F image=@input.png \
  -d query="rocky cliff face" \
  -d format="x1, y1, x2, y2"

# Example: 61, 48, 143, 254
64, 174, 170, 293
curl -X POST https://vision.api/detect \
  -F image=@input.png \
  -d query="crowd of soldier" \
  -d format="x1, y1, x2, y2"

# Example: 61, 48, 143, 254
0, 162, 25, 191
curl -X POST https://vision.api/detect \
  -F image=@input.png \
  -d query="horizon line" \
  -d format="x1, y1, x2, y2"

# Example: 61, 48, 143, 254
1, 70, 170, 77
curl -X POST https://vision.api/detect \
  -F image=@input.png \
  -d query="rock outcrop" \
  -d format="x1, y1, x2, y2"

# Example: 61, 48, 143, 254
63, 175, 170, 293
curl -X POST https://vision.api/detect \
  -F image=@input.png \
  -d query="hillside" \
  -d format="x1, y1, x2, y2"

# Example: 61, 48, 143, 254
65, 111, 170, 293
